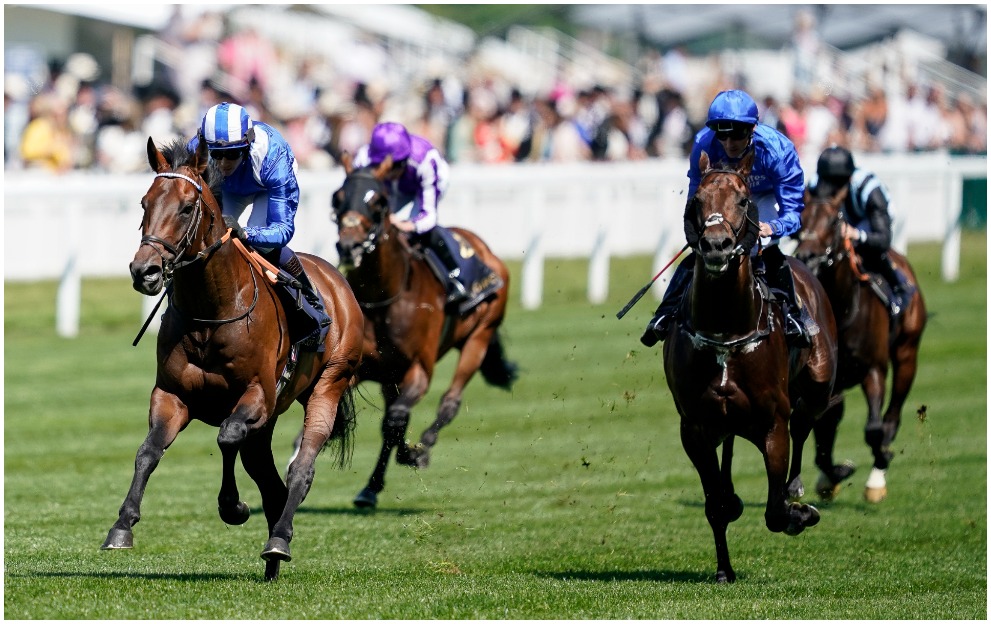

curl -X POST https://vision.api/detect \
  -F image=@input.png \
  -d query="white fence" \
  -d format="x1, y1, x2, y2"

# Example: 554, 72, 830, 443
4, 153, 986, 337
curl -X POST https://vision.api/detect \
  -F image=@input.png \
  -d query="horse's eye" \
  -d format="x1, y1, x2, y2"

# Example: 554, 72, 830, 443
180, 202, 194, 215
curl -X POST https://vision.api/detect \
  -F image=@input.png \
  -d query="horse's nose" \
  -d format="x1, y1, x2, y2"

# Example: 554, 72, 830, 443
129, 261, 164, 295
700, 233, 733, 254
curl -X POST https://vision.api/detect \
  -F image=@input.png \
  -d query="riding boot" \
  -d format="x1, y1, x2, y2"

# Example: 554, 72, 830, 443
427, 228, 469, 305
877, 252, 913, 316
772, 257, 811, 349
276, 248, 332, 348
640, 255, 694, 347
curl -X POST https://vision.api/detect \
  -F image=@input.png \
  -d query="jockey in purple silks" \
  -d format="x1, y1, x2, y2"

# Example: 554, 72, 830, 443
353, 121, 468, 305
188, 101, 330, 350
641, 89, 811, 348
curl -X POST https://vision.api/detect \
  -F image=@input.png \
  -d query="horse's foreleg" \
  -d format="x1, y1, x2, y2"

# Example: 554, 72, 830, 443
102, 390, 188, 550
861, 366, 889, 468
813, 400, 856, 500
763, 416, 820, 536
880, 336, 923, 457
681, 423, 740, 583
786, 409, 814, 501
355, 398, 411, 508
239, 423, 289, 536
217, 389, 269, 526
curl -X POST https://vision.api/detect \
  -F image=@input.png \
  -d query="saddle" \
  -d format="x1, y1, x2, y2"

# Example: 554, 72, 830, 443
419, 233, 503, 316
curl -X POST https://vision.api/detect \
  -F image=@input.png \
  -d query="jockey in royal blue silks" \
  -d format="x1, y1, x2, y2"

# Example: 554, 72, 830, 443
641, 89, 812, 348
807, 145, 914, 315
188, 102, 331, 351
352, 121, 472, 307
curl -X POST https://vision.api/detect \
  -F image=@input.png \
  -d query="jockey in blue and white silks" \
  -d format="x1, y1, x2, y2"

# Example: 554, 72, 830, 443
353, 122, 469, 305
188, 102, 330, 350
807, 145, 912, 314
641, 89, 811, 348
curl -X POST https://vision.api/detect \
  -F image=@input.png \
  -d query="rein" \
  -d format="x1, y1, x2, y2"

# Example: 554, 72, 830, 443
133, 170, 261, 344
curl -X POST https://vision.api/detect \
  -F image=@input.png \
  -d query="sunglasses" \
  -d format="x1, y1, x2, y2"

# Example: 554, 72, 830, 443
210, 149, 243, 161
714, 127, 752, 141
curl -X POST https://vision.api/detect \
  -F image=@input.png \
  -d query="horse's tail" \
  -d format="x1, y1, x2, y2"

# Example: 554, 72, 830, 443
325, 383, 357, 469
480, 329, 518, 390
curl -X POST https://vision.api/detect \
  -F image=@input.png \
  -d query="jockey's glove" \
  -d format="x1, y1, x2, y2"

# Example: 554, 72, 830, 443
223, 215, 247, 240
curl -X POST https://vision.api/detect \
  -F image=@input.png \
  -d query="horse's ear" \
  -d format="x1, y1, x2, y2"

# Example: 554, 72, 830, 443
147, 137, 169, 173
192, 134, 209, 175
373, 155, 393, 180
738, 149, 755, 178
340, 151, 354, 174
833, 184, 849, 206
698, 151, 711, 174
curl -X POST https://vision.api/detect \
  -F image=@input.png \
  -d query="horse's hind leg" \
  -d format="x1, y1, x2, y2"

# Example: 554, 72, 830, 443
682, 425, 742, 583
102, 390, 188, 550
240, 424, 289, 537
861, 366, 890, 502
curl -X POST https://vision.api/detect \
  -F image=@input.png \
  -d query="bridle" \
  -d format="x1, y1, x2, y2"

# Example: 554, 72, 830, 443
335, 170, 411, 310
694, 167, 760, 259
138, 170, 258, 328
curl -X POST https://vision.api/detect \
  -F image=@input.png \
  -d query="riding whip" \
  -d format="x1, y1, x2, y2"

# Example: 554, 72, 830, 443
615, 244, 690, 319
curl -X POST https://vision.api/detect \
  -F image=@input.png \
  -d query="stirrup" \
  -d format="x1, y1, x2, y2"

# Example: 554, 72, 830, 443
785, 314, 810, 348
446, 279, 468, 304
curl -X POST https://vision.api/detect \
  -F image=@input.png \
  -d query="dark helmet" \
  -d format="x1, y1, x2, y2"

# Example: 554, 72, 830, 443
368, 122, 412, 164
817, 145, 855, 180
706, 89, 759, 130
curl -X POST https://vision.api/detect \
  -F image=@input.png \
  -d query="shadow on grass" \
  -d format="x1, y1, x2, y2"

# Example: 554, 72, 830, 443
251, 505, 426, 517
13, 570, 254, 582
536, 569, 717, 583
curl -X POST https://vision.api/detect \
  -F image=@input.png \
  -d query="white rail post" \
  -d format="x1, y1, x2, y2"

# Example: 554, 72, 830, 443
587, 183, 611, 304
941, 168, 963, 282
521, 185, 545, 310
56, 202, 82, 338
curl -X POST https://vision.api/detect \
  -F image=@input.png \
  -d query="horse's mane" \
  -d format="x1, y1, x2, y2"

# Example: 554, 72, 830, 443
159, 139, 224, 205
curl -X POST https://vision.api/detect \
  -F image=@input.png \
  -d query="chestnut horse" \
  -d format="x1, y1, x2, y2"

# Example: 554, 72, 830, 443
323, 152, 517, 509
102, 138, 364, 580
795, 186, 927, 503
662, 151, 839, 583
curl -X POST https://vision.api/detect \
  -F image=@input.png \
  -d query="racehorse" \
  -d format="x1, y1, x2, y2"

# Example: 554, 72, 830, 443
794, 186, 927, 503
102, 137, 364, 581
662, 150, 839, 583
323, 151, 517, 509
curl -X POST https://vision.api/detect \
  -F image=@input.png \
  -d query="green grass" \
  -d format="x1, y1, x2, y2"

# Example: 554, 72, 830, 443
4, 232, 986, 619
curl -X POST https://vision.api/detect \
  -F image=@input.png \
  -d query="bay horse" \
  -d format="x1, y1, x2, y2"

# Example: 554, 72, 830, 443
321, 151, 517, 509
662, 151, 839, 583
794, 186, 926, 503
102, 137, 364, 581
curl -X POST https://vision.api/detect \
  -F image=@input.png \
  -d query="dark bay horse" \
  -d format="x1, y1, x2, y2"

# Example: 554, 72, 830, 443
102, 137, 364, 580
795, 187, 927, 503
662, 151, 839, 583
321, 152, 517, 509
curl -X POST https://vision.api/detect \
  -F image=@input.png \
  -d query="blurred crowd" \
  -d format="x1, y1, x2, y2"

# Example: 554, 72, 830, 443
5, 7, 987, 175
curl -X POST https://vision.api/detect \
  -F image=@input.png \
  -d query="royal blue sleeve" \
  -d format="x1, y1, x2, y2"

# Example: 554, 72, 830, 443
767, 141, 805, 238
243, 145, 298, 248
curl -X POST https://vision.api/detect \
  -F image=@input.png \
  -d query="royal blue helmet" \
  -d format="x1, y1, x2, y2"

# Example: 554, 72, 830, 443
201, 102, 253, 149
706, 90, 760, 130
368, 122, 411, 164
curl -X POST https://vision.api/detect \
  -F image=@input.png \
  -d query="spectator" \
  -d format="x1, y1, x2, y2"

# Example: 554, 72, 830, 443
20, 92, 75, 172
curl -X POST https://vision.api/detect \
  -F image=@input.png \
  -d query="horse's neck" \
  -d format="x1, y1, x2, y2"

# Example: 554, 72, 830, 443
353, 228, 409, 301
171, 241, 253, 318
689, 257, 761, 335
824, 246, 863, 321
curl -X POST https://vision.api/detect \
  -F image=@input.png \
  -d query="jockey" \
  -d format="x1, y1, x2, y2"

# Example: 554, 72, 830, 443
352, 121, 468, 305
808, 145, 912, 315
188, 101, 331, 350
641, 89, 810, 348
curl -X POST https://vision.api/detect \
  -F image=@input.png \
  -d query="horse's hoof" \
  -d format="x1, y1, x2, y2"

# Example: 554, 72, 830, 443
816, 474, 842, 501
715, 569, 736, 583
218, 501, 251, 525
101, 528, 133, 550
261, 537, 292, 562
784, 502, 819, 535
415, 449, 431, 469
864, 486, 887, 503
353, 487, 378, 509
787, 478, 805, 502
396, 443, 426, 468
264, 558, 281, 582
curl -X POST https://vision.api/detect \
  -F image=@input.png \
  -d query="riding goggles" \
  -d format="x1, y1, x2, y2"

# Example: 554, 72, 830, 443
209, 149, 244, 161
714, 126, 752, 141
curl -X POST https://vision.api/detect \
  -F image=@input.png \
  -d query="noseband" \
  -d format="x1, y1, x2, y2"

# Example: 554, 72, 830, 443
696, 168, 759, 258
